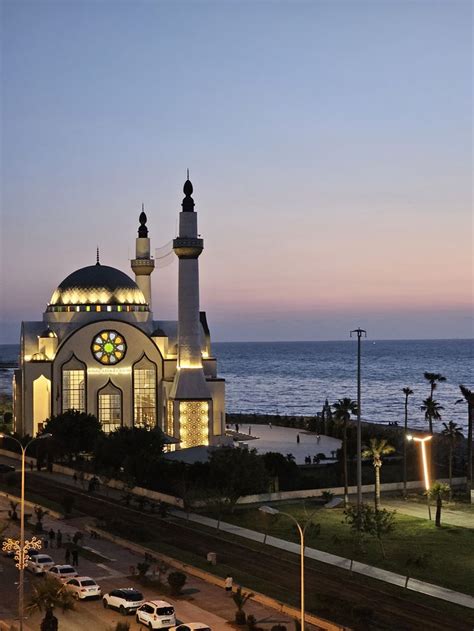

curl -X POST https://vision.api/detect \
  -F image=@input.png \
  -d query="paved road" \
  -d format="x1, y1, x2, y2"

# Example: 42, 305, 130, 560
0, 494, 297, 631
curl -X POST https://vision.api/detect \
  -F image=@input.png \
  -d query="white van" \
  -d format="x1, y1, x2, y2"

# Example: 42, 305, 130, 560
136, 600, 176, 629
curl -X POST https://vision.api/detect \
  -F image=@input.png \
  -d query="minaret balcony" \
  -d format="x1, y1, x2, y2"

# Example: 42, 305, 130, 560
173, 237, 203, 259
131, 258, 155, 274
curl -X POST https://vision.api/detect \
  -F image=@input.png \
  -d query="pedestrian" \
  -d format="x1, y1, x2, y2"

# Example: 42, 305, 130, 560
224, 575, 233, 594
235, 423, 239, 433
297, 433, 300, 444
316, 434, 321, 445
73, 472, 78, 485
48, 528, 55, 548
56, 529, 62, 548
29, 460, 34, 472
268, 422, 272, 429
248, 426, 252, 435
64, 546, 71, 564
72, 547, 79, 566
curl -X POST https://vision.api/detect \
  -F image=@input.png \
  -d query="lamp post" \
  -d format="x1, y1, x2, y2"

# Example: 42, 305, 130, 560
350, 328, 366, 508
0, 433, 52, 631
260, 505, 308, 629
407, 434, 432, 520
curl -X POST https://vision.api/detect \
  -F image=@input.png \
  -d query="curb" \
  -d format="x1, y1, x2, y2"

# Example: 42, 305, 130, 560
0, 490, 63, 520
86, 525, 348, 631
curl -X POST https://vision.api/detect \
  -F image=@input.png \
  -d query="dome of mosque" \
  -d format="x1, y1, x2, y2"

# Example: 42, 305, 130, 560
48, 264, 147, 307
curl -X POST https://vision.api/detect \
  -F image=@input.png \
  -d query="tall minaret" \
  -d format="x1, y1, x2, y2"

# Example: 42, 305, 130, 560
169, 176, 212, 448
131, 206, 155, 309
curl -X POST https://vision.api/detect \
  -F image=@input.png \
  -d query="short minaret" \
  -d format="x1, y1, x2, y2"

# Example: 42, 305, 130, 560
169, 176, 212, 448
131, 206, 155, 309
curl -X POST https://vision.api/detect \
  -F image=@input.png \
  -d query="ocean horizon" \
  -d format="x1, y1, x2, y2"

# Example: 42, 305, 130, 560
1, 338, 473, 433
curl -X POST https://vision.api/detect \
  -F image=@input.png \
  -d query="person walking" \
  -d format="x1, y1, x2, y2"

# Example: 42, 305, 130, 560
224, 575, 233, 594
64, 546, 71, 564
297, 433, 300, 444
72, 546, 79, 566
316, 434, 321, 444
56, 529, 62, 549
48, 528, 55, 549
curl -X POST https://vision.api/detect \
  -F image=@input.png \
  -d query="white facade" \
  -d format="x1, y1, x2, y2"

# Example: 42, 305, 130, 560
14, 180, 226, 447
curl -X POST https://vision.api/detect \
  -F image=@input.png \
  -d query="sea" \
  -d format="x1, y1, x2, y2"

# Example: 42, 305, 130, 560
1, 339, 473, 433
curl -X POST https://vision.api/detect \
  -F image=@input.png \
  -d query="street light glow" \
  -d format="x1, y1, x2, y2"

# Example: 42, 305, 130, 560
407, 435, 433, 492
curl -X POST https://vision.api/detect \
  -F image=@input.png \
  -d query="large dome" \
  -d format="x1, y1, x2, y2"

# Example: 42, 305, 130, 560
48, 264, 147, 307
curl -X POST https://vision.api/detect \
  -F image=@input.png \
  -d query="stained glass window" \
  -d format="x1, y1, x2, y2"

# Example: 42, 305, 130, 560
91, 331, 127, 365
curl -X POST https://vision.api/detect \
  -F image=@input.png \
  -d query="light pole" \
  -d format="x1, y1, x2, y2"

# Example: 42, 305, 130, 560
260, 505, 309, 630
350, 328, 366, 508
0, 433, 52, 631
407, 434, 432, 520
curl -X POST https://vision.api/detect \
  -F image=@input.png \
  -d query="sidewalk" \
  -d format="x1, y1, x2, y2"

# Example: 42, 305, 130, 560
379, 497, 474, 528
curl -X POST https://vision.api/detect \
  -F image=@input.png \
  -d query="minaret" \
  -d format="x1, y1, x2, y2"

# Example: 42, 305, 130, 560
169, 175, 212, 448
131, 206, 155, 309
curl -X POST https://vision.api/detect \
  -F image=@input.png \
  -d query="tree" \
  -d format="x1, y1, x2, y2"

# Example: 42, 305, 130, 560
207, 447, 269, 513
428, 482, 450, 527
332, 398, 358, 506
344, 503, 395, 559
43, 411, 103, 463
441, 421, 463, 499
362, 438, 395, 510
420, 397, 444, 434
402, 387, 414, 497
167, 571, 187, 595
27, 574, 75, 629
232, 586, 254, 625
456, 385, 474, 499
423, 373, 446, 432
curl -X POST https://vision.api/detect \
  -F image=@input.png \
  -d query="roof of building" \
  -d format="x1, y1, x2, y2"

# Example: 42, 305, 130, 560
49, 264, 147, 306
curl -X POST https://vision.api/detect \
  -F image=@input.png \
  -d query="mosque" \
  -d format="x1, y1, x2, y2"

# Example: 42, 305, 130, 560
13, 178, 226, 449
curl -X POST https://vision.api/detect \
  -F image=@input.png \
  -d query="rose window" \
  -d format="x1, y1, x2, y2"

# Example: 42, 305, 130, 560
92, 331, 126, 365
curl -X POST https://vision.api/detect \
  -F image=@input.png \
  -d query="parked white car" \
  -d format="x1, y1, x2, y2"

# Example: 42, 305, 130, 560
46, 564, 78, 581
136, 600, 176, 629
103, 588, 145, 615
169, 625, 211, 631
65, 576, 101, 600
26, 554, 55, 574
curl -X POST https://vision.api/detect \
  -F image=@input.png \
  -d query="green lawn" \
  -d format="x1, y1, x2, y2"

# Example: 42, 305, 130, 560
208, 503, 474, 594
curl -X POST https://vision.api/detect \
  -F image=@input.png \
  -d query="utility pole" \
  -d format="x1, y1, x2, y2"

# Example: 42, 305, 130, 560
350, 328, 367, 508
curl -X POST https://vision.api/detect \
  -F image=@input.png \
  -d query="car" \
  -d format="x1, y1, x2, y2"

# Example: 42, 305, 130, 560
136, 600, 176, 629
0, 463, 15, 474
65, 576, 101, 600
102, 588, 145, 615
26, 554, 55, 574
169, 625, 212, 631
46, 564, 78, 581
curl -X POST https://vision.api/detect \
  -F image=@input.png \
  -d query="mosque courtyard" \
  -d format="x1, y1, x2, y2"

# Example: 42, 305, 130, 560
230, 423, 342, 465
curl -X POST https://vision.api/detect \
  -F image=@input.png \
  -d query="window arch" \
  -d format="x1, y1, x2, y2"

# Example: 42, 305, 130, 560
133, 356, 157, 429
62, 356, 86, 413
98, 381, 122, 433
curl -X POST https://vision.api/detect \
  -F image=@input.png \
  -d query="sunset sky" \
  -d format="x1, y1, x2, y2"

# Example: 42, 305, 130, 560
1, 0, 472, 343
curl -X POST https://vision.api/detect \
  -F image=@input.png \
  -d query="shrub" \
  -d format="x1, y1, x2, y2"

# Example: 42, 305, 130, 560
271, 626, 287, 631
167, 571, 187, 595
247, 614, 257, 630
321, 490, 334, 502
235, 610, 246, 625
136, 562, 150, 580
109, 623, 130, 631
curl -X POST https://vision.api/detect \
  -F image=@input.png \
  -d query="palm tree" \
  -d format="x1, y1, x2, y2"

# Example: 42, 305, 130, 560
424, 372, 447, 398
424, 373, 446, 433
332, 398, 358, 506
441, 421, 463, 499
456, 385, 474, 498
402, 387, 414, 497
420, 397, 444, 434
428, 482, 450, 527
27, 574, 75, 629
362, 438, 395, 510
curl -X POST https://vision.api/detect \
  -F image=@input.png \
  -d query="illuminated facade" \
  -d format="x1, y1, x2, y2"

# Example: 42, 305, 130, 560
13, 179, 226, 448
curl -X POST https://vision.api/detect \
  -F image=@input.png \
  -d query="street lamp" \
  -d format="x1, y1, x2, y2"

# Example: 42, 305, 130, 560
350, 328, 366, 508
260, 505, 308, 629
407, 434, 432, 520
0, 432, 52, 631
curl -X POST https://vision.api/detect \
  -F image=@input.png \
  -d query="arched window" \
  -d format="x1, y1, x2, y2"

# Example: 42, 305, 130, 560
133, 357, 157, 429
98, 382, 122, 433
62, 357, 86, 413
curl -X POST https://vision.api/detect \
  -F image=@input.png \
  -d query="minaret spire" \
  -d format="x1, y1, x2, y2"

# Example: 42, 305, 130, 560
96, 246, 100, 265
131, 203, 154, 308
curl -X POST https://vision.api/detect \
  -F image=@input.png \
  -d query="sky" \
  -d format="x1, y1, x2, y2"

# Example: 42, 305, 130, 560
0, 0, 472, 343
